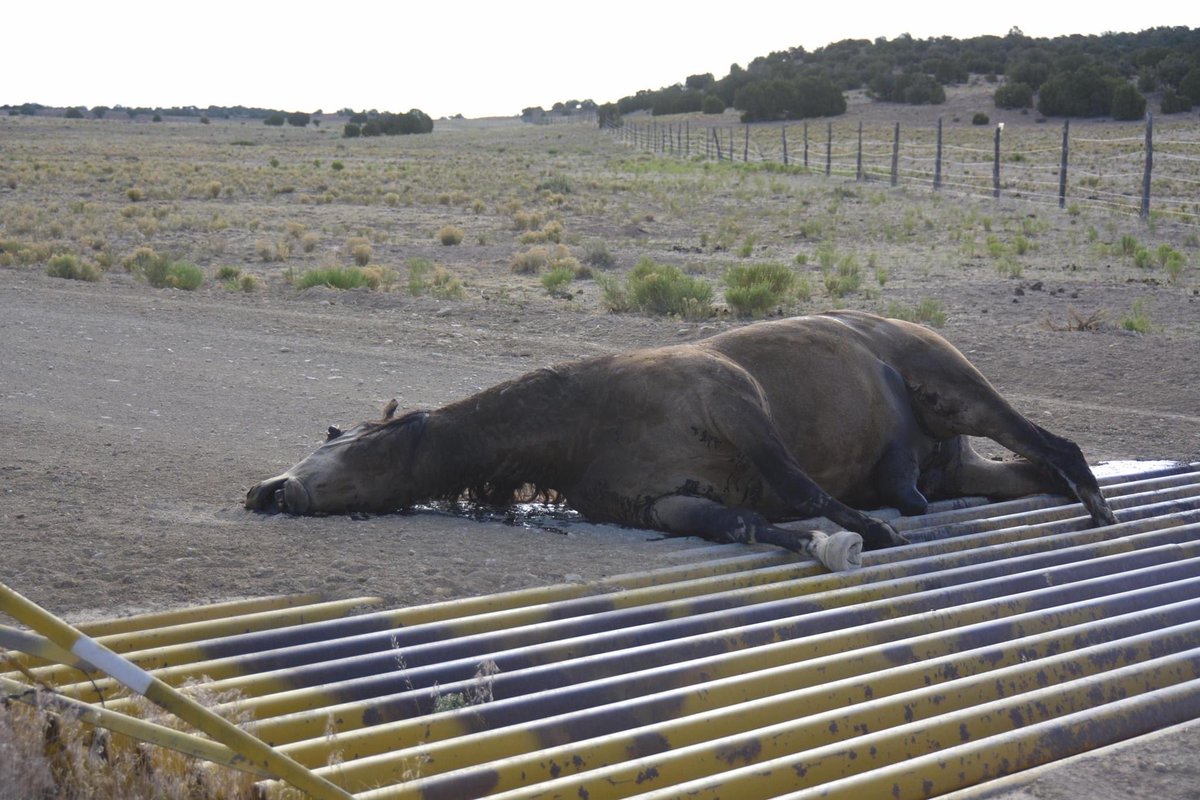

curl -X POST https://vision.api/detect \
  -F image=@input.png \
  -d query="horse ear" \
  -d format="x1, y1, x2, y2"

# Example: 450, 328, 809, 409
326, 425, 343, 441
383, 398, 398, 420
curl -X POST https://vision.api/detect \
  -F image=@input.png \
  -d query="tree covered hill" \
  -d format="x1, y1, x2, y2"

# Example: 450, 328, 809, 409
594, 26, 1200, 124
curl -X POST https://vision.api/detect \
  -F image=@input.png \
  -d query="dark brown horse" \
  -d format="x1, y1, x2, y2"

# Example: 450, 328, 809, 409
246, 311, 1116, 571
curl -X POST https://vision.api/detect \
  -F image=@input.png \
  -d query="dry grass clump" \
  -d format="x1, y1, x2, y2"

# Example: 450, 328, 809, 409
407, 257, 465, 299
347, 237, 372, 266
1044, 307, 1107, 332
45, 253, 102, 282
511, 246, 549, 275
518, 220, 564, 245
255, 238, 291, 262
438, 224, 465, 246
511, 209, 544, 232
0, 683, 258, 800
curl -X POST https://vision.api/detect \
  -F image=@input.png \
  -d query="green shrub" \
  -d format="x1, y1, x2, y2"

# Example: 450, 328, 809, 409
1120, 298, 1153, 333
1133, 246, 1153, 269
239, 274, 262, 292
701, 94, 725, 114
1158, 246, 1185, 283
1161, 89, 1193, 115
407, 257, 433, 295
541, 266, 574, 297
972, 112, 990, 125
1111, 82, 1147, 121
626, 258, 713, 319
823, 255, 861, 298
994, 82, 1034, 109
164, 262, 204, 290
583, 240, 616, 269
127, 249, 203, 290
406, 258, 462, 298
723, 262, 796, 318
45, 254, 101, 282
216, 265, 241, 281
297, 266, 369, 290
535, 175, 574, 195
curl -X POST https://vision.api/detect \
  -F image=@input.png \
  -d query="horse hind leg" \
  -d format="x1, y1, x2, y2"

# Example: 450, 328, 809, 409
872, 442, 929, 516
909, 381, 1117, 527
649, 495, 863, 572
921, 433, 1117, 527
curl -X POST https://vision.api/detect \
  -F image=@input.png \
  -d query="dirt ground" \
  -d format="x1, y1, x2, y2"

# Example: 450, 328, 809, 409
2, 105, 1199, 796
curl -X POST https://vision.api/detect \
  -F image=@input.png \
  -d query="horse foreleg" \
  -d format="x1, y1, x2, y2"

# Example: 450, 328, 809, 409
649, 495, 863, 571
704, 392, 909, 551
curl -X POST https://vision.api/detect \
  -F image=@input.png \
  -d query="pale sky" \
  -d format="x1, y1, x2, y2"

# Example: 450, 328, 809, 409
4, 1, 1194, 118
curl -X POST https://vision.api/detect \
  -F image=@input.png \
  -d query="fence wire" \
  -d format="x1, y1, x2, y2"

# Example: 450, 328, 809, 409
610, 116, 1200, 225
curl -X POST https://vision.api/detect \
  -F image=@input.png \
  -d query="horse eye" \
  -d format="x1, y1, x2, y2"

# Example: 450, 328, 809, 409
326, 425, 343, 441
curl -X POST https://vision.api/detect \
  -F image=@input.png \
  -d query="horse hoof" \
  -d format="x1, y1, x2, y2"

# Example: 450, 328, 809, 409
815, 530, 863, 571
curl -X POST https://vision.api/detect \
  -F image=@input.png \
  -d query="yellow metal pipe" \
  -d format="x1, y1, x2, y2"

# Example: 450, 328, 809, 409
88, 596, 385, 653
2, 595, 328, 674
530, 650, 1200, 800
775, 676, 1200, 800
0, 582, 352, 800
24, 596, 385, 693
338, 619, 1200, 799
76, 593, 327, 638
0, 676, 273, 778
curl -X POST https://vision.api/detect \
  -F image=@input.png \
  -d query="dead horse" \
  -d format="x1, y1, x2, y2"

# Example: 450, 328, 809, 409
245, 310, 1117, 572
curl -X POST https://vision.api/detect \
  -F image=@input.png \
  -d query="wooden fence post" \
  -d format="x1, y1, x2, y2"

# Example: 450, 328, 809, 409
804, 122, 809, 168
743, 125, 750, 162
1059, 120, 1070, 209
826, 122, 832, 176
934, 118, 943, 190
891, 122, 900, 186
782, 125, 788, 166
713, 128, 723, 161
856, 121, 864, 181
993, 123, 1002, 199
1141, 113, 1153, 219
685, 121, 690, 158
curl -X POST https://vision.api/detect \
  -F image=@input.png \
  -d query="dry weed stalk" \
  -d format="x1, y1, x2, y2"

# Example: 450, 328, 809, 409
0, 678, 260, 799
1044, 306, 1107, 332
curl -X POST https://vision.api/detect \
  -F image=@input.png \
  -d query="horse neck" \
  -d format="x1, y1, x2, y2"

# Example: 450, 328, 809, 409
423, 366, 581, 492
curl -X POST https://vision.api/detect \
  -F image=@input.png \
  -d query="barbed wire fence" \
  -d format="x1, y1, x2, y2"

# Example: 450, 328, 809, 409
607, 115, 1200, 227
